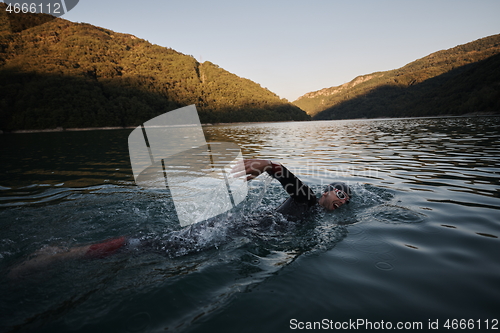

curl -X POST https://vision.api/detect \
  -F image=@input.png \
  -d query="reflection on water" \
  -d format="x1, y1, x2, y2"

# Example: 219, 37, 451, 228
0, 116, 499, 332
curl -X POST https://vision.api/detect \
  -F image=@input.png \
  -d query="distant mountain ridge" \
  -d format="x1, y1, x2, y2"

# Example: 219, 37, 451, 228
0, 4, 309, 131
294, 34, 500, 119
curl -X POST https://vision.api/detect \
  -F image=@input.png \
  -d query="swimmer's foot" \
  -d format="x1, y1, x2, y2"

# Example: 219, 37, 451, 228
7, 245, 89, 280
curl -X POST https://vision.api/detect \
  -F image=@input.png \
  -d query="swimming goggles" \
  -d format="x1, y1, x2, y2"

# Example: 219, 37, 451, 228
333, 188, 348, 200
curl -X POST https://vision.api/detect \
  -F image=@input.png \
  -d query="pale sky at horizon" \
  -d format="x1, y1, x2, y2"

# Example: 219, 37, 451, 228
16, 0, 500, 101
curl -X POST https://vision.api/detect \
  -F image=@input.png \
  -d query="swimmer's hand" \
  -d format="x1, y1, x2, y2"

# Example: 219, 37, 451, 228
231, 159, 280, 181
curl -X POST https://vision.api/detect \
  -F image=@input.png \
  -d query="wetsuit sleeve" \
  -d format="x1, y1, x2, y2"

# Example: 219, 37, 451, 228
266, 162, 317, 207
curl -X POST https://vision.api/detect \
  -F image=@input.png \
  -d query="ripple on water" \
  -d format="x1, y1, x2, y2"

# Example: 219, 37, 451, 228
375, 261, 394, 271
371, 205, 427, 224
352, 237, 393, 254
340, 255, 359, 264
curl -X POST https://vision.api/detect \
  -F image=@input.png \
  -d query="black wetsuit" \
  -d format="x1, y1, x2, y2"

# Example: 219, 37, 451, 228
268, 163, 318, 221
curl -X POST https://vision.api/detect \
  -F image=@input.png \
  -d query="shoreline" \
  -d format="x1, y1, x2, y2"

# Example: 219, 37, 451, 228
0, 120, 302, 134
1, 112, 498, 134
3, 126, 137, 134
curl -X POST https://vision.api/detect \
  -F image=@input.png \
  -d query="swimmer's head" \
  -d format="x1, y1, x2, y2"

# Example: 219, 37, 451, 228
318, 182, 352, 211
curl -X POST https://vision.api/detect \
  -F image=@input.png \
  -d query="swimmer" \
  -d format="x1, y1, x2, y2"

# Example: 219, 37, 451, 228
8, 159, 351, 278
241, 159, 351, 217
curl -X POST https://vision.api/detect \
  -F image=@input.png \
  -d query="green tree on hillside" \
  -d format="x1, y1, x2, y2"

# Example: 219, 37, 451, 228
0, 4, 309, 131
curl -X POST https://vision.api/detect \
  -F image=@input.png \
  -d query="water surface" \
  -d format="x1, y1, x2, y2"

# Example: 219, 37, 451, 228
0, 116, 499, 332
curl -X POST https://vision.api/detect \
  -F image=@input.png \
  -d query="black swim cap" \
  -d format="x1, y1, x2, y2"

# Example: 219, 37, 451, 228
324, 182, 353, 201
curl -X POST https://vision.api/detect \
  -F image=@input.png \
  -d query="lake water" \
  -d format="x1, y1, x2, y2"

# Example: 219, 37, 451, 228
1, 116, 499, 332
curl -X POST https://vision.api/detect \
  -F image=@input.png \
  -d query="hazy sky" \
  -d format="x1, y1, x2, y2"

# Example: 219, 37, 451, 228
56, 1, 500, 101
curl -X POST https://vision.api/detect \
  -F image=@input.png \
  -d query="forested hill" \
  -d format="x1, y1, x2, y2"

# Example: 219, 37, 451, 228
0, 4, 309, 131
294, 34, 500, 120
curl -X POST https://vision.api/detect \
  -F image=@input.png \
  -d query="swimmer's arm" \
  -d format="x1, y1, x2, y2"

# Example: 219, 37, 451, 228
239, 159, 316, 205
267, 163, 317, 205
239, 159, 280, 181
